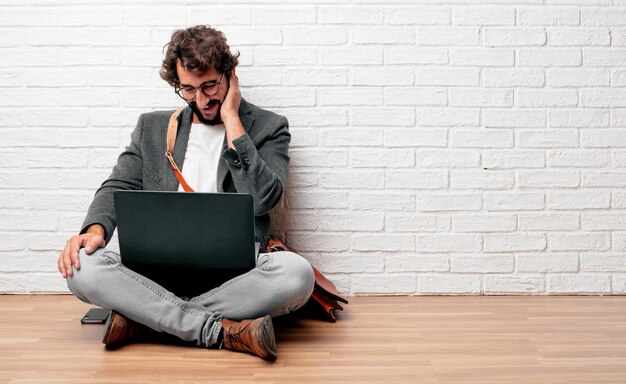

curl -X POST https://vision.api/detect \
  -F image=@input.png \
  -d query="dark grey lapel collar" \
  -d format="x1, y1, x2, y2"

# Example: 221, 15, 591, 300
164, 106, 193, 191
217, 98, 256, 192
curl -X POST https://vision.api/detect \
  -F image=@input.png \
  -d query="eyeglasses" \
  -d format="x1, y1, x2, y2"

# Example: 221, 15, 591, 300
175, 73, 224, 101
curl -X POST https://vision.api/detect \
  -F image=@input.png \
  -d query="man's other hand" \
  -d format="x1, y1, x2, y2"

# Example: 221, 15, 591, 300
221, 67, 241, 123
58, 224, 105, 279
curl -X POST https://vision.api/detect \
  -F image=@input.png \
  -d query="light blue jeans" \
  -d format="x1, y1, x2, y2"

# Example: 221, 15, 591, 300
67, 248, 315, 348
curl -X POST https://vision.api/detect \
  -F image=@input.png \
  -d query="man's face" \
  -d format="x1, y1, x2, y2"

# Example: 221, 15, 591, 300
175, 60, 228, 125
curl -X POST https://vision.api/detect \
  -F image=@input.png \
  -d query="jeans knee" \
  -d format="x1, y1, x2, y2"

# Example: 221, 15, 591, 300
66, 248, 113, 301
278, 252, 315, 304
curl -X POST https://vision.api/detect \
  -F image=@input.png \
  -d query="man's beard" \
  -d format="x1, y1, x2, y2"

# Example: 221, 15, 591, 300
189, 99, 222, 125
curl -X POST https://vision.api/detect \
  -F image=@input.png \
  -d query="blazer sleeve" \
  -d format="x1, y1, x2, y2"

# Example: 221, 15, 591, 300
222, 114, 290, 216
79, 113, 146, 244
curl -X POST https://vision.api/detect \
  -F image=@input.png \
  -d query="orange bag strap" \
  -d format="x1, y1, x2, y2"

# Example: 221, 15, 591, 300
165, 107, 195, 193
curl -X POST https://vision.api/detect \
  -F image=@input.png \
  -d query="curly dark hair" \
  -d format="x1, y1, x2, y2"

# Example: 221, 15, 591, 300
160, 25, 240, 87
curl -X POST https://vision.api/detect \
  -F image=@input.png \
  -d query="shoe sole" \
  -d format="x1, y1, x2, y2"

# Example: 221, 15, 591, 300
102, 310, 116, 346
259, 315, 277, 361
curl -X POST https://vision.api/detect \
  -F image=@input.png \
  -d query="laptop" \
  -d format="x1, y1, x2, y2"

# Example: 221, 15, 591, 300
114, 191, 259, 296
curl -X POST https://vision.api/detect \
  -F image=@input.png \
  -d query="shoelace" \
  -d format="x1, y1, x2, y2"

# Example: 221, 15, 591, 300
225, 331, 242, 345
224, 323, 256, 352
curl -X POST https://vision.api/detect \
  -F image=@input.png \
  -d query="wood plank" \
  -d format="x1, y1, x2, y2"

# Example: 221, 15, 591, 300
0, 295, 625, 383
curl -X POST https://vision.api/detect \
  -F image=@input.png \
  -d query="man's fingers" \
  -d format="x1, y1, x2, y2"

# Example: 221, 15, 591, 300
84, 235, 105, 255
62, 240, 75, 277
229, 68, 238, 87
232, 69, 239, 87
58, 250, 67, 278
69, 236, 85, 271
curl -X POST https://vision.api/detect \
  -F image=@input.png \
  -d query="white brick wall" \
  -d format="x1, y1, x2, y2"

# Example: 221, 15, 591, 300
2, 1, 626, 296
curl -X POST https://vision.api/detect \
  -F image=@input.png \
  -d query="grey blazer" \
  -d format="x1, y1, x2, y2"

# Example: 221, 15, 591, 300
81, 98, 290, 251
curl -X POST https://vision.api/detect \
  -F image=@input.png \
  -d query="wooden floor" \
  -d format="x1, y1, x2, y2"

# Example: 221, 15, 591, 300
1, 295, 626, 384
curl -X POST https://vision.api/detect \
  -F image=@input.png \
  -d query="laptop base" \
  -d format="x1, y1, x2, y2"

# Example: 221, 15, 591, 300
127, 265, 251, 299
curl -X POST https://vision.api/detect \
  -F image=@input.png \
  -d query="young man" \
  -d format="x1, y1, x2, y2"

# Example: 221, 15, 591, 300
57, 25, 315, 361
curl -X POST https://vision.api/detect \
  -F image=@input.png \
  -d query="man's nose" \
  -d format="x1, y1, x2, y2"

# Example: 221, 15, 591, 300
195, 90, 210, 105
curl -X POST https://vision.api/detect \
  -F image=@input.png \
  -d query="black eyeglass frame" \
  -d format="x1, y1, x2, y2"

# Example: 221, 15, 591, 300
174, 73, 225, 101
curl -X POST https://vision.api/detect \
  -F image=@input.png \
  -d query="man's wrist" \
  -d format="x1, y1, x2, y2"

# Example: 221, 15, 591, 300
222, 112, 240, 126
223, 114, 246, 149
86, 224, 106, 238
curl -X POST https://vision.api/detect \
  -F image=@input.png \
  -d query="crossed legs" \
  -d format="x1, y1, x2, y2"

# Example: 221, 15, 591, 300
67, 248, 315, 349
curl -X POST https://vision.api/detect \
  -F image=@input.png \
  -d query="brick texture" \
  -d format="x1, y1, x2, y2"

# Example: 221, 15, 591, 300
2, 1, 626, 295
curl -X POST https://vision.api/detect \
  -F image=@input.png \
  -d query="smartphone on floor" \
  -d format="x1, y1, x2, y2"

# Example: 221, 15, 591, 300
80, 308, 111, 324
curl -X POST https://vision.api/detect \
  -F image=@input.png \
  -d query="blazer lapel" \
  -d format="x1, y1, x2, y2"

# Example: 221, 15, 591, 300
217, 98, 255, 192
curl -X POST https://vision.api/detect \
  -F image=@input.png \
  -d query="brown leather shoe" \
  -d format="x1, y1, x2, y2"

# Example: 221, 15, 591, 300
102, 311, 146, 349
221, 315, 277, 361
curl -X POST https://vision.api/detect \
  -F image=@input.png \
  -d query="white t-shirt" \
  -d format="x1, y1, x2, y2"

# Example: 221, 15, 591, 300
178, 122, 226, 193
